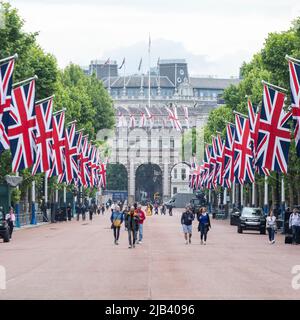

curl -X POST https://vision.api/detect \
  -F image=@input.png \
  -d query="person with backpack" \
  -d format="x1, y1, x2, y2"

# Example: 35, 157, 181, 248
181, 206, 194, 244
266, 210, 277, 244
125, 206, 140, 249
110, 205, 124, 245
197, 206, 211, 245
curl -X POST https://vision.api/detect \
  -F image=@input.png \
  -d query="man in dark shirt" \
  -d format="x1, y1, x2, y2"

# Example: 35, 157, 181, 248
181, 206, 194, 244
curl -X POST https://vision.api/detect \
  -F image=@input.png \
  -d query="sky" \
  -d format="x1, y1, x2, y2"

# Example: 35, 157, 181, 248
8, 0, 300, 78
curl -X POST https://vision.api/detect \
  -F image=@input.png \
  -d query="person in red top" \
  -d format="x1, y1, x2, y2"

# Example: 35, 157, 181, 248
136, 204, 146, 244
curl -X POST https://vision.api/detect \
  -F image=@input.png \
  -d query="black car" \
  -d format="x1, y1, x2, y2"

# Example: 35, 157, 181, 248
0, 213, 10, 243
237, 207, 266, 234
230, 208, 241, 225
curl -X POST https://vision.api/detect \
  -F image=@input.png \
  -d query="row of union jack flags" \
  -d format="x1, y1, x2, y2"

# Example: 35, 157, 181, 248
0, 54, 107, 189
118, 104, 187, 131
189, 55, 300, 190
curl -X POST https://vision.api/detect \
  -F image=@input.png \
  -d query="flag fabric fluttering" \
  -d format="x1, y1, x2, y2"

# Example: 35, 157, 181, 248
166, 104, 182, 131
0, 56, 15, 153
223, 123, 235, 188
8, 79, 36, 172
288, 58, 300, 157
48, 111, 65, 177
129, 114, 136, 129
145, 107, 154, 129
139, 112, 146, 128
32, 96, 53, 175
183, 106, 189, 129
233, 114, 255, 185
256, 84, 292, 174
64, 123, 78, 184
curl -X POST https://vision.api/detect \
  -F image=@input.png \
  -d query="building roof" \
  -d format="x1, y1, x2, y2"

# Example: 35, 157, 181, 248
190, 77, 240, 90
159, 59, 186, 64
103, 75, 175, 88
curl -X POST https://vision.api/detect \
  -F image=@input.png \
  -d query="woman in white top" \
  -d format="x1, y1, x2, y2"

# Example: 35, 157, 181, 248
266, 210, 276, 244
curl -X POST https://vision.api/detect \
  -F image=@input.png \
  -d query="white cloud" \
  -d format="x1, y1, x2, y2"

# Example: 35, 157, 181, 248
8, 0, 300, 77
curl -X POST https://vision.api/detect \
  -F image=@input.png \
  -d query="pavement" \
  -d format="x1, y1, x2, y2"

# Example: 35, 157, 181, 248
0, 208, 299, 300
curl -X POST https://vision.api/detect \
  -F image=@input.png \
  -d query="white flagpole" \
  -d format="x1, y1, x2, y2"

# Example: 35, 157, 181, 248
148, 34, 151, 109
223, 188, 227, 205
264, 175, 268, 214
252, 182, 256, 207
123, 59, 126, 96
232, 182, 235, 207
240, 184, 244, 208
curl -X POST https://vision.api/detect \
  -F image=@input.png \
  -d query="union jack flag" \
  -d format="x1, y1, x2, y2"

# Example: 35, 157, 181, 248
139, 112, 146, 128
78, 136, 90, 188
8, 79, 36, 172
48, 112, 65, 177
88, 145, 98, 187
288, 59, 300, 157
183, 106, 189, 129
214, 134, 225, 187
223, 124, 235, 188
166, 104, 182, 131
0, 58, 15, 152
32, 97, 53, 175
247, 99, 270, 176
234, 114, 255, 185
145, 107, 154, 129
256, 84, 292, 174
98, 161, 107, 189
206, 144, 216, 190
129, 114, 136, 129
188, 157, 197, 189
202, 145, 211, 189
64, 123, 78, 184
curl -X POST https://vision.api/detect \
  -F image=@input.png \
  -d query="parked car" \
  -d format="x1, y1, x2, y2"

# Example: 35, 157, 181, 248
237, 207, 266, 234
0, 211, 10, 243
230, 208, 241, 225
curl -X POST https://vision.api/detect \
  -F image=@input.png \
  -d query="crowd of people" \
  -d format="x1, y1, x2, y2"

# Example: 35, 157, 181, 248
110, 203, 146, 249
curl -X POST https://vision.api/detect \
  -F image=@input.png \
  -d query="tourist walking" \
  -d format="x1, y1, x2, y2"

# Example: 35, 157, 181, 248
67, 203, 72, 221
137, 204, 146, 244
125, 206, 139, 248
197, 206, 211, 245
154, 202, 159, 215
101, 204, 105, 215
181, 206, 194, 244
161, 203, 166, 215
266, 210, 277, 244
169, 205, 173, 216
289, 208, 300, 245
5, 206, 16, 239
110, 205, 124, 245
89, 205, 94, 221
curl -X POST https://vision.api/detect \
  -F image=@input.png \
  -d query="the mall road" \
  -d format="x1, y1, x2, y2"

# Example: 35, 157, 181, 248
0, 208, 299, 299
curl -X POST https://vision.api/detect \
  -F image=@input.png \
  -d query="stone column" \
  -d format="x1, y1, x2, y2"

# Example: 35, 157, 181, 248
163, 162, 170, 201
128, 161, 135, 204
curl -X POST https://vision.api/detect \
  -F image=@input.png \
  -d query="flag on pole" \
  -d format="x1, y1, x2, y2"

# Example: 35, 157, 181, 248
64, 123, 78, 184
223, 123, 235, 188
48, 111, 65, 177
0, 56, 15, 152
233, 114, 255, 185
32, 97, 53, 175
183, 106, 189, 129
8, 79, 36, 172
129, 114, 136, 129
139, 112, 146, 128
287, 58, 300, 157
145, 106, 154, 129
256, 84, 292, 174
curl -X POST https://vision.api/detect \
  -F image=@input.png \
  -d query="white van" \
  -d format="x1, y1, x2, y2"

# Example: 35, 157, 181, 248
165, 193, 195, 209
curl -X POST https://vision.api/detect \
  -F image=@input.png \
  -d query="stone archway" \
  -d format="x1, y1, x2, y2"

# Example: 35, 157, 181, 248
135, 163, 162, 204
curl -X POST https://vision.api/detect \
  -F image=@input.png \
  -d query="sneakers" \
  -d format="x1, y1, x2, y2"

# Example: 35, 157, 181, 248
272, 240, 275, 244
139, 241, 142, 244
128, 245, 132, 249
185, 240, 188, 245
203, 241, 206, 245
116, 241, 119, 245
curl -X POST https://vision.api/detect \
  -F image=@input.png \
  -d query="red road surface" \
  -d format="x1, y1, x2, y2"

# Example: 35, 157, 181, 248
0, 209, 299, 299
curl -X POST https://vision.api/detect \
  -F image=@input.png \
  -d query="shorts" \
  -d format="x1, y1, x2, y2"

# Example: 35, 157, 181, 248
182, 224, 192, 234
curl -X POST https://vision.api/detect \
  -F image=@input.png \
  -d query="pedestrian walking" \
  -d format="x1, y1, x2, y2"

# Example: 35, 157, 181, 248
136, 204, 146, 244
169, 205, 173, 216
161, 203, 166, 215
122, 206, 129, 230
181, 206, 194, 244
89, 205, 94, 221
266, 210, 277, 244
5, 206, 16, 239
101, 204, 105, 215
197, 206, 211, 245
67, 203, 72, 221
81, 204, 86, 221
289, 208, 300, 245
110, 205, 123, 245
125, 206, 139, 248
154, 202, 159, 215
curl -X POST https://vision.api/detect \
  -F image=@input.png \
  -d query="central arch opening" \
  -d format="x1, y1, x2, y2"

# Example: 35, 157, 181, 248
135, 163, 162, 204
